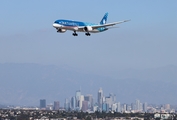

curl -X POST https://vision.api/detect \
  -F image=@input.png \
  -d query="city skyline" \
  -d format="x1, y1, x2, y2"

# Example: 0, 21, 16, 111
37, 88, 176, 113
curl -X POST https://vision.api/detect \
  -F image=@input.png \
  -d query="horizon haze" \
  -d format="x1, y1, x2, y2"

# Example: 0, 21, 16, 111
0, 63, 177, 106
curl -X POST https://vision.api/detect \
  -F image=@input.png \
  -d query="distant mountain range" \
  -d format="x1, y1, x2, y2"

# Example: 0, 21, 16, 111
0, 63, 177, 106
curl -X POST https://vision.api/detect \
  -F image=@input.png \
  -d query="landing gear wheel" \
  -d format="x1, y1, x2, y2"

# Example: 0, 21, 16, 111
85, 33, 91, 36
73, 32, 78, 36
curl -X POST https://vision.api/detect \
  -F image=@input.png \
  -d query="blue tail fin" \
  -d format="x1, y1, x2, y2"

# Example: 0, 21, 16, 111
100, 12, 108, 24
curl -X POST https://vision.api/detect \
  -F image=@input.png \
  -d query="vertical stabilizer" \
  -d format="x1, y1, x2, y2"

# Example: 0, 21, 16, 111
100, 12, 108, 24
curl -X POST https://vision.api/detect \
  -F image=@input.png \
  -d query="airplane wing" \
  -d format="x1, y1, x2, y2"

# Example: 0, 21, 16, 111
92, 20, 130, 29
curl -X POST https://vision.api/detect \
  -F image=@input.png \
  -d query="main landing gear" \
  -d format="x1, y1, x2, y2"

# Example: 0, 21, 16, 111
72, 31, 91, 36
85, 32, 91, 36
73, 31, 78, 36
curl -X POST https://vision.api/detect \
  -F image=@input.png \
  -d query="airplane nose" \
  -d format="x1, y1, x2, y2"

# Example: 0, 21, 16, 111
53, 23, 57, 28
53, 23, 62, 28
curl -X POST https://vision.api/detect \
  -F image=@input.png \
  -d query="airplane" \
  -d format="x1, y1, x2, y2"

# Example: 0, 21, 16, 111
52, 13, 130, 36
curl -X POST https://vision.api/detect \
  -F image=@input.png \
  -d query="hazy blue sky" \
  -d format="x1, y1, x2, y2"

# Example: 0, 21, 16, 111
0, 0, 177, 77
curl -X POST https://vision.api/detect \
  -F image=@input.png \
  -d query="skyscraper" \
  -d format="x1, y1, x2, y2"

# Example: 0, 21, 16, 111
53, 101, 60, 110
122, 104, 127, 112
64, 98, 70, 111
131, 103, 135, 111
75, 90, 81, 108
79, 95, 84, 110
102, 102, 108, 112
116, 102, 121, 112
84, 94, 93, 109
71, 96, 76, 110
109, 93, 116, 104
105, 96, 111, 109
98, 88, 103, 109
112, 103, 117, 112
140, 102, 143, 111
40, 99, 46, 109
143, 102, 148, 112
82, 101, 88, 112
136, 99, 140, 111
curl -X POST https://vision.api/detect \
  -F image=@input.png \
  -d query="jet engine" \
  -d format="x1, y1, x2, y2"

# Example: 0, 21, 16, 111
57, 29, 67, 33
84, 26, 93, 32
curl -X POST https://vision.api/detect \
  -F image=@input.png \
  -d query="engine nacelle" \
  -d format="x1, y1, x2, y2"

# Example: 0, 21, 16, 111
84, 26, 93, 32
57, 29, 67, 33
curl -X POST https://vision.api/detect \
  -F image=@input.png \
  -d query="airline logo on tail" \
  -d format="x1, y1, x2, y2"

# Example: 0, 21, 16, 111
100, 12, 108, 25
53, 12, 130, 36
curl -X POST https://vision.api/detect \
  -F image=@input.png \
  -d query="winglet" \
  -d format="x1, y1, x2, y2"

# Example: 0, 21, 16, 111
124, 20, 131, 22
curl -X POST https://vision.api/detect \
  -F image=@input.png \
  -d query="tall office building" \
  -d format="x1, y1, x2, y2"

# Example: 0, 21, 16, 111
131, 103, 136, 111
75, 90, 81, 107
84, 94, 93, 109
127, 105, 131, 111
53, 101, 60, 110
102, 102, 108, 112
40, 99, 46, 109
79, 95, 84, 110
82, 101, 88, 112
122, 104, 127, 112
112, 103, 117, 112
116, 102, 121, 112
98, 88, 103, 109
143, 102, 148, 112
140, 103, 143, 111
103, 93, 116, 110
64, 98, 70, 111
109, 93, 116, 104
71, 96, 76, 110
136, 99, 140, 111
105, 96, 112, 109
